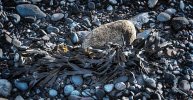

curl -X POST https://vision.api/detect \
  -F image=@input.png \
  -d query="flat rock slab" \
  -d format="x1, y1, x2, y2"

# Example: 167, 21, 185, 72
16, 4, 46, 18
82, 20, 136, 48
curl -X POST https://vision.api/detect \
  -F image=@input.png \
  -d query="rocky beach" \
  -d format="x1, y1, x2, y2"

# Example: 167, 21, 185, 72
0, 0, 193, 99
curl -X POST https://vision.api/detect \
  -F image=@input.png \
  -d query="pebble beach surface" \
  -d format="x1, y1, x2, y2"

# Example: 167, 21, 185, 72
0, 0, 193, 99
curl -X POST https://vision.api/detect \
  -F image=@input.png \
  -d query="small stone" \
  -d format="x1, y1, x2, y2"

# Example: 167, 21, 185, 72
24, 16, 36, 23
115, 82, 126, 91
164, 8, 176, 15
51, 13, 64, 21
14, 80, 28, 91
68, 4, 81, 14
109, 0, 117, 5
14, 53, 20, 62
179, 80, 190, 91
71, 75, 83, 86
49, 89, 58, 97
88, 2, 95, 10
144, 78, 156, 88
16, 4, 46, 18
42, 35, 50, 41
190, 82, 193, 89
46, 25, 60, 33
9, 14, 20, 24
5, 34, 12, 43
95, 89, 105, 99
70, 32, 79, 44
107, 5, 113, 11
64, 85, 74, 95
104, 84, 114, 92
82, 89, 92, 97
92, 16, 101, 26
157, 12, 171, 22
164, 72, 176, 84
0, 22, 3, 28
68, 0, 75, 2
12, 39, 21, 47
68, 95, 81, 100
114, 76, 128, 84
130, 12, 150, 29
82, 17, 92, 27
31, 0, 42, 4
172, 17, 189, 31
71, 90, 80, 96
65, 18, 74, 25
180, 0, 185, 11
15, 95, 24, 100
0, 48, 2, 58
148, 0, 158, 8
0, 79, 12, 97
137, 29, 151, 39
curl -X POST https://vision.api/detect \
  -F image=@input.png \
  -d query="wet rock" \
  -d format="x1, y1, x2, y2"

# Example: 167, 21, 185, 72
180, 0, 185, 11
12, 39, 21, 47
136, 75, 145, 85
82, 17, 92, 27
68, 0, 75, 2
14, 80, 28, 91
128, 72, 137, 84
148, 0, 158, 8
82, 89, 92, 97
14, 53, 20, 62
88, 2, 95, 10
107, 5, 113, 11
114, 76, 128, 84
46, 25, 60, 33
0, 22, 3, 28
109, 0, 117, 5
92, 16, 101, 26
51, 13, 64, 21
104, 84, 114, 92
178, 80, 190, 91
68, 4, 81, 14
71, 90, 80, 96
9, 14, 20, 24
5, 34, 12, 43
0, 48, 2, 58
157, 12, 171, 22
15, 95, 24, 100
16, 4, 46, 18
31, 0, 42, 4
0, 79, 12, 97
164, 72, 176, 84
68, 95, 81, 100
190, 82, 193, 89
96, 89, 105, 99
115, 82, 126, 91
164, 8, 176, 15
42, 35, 50, 41
130, 12, 150, 29
70, 32, 79, 44
24, 16, 36, 23
137, 29, 151, 39
71, 75, 83, 86
144, 78, 156, 88
49, 89, 58, 97
82, 20, 136, 48
172, 17, 189, 31
64, 85, 74, 95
